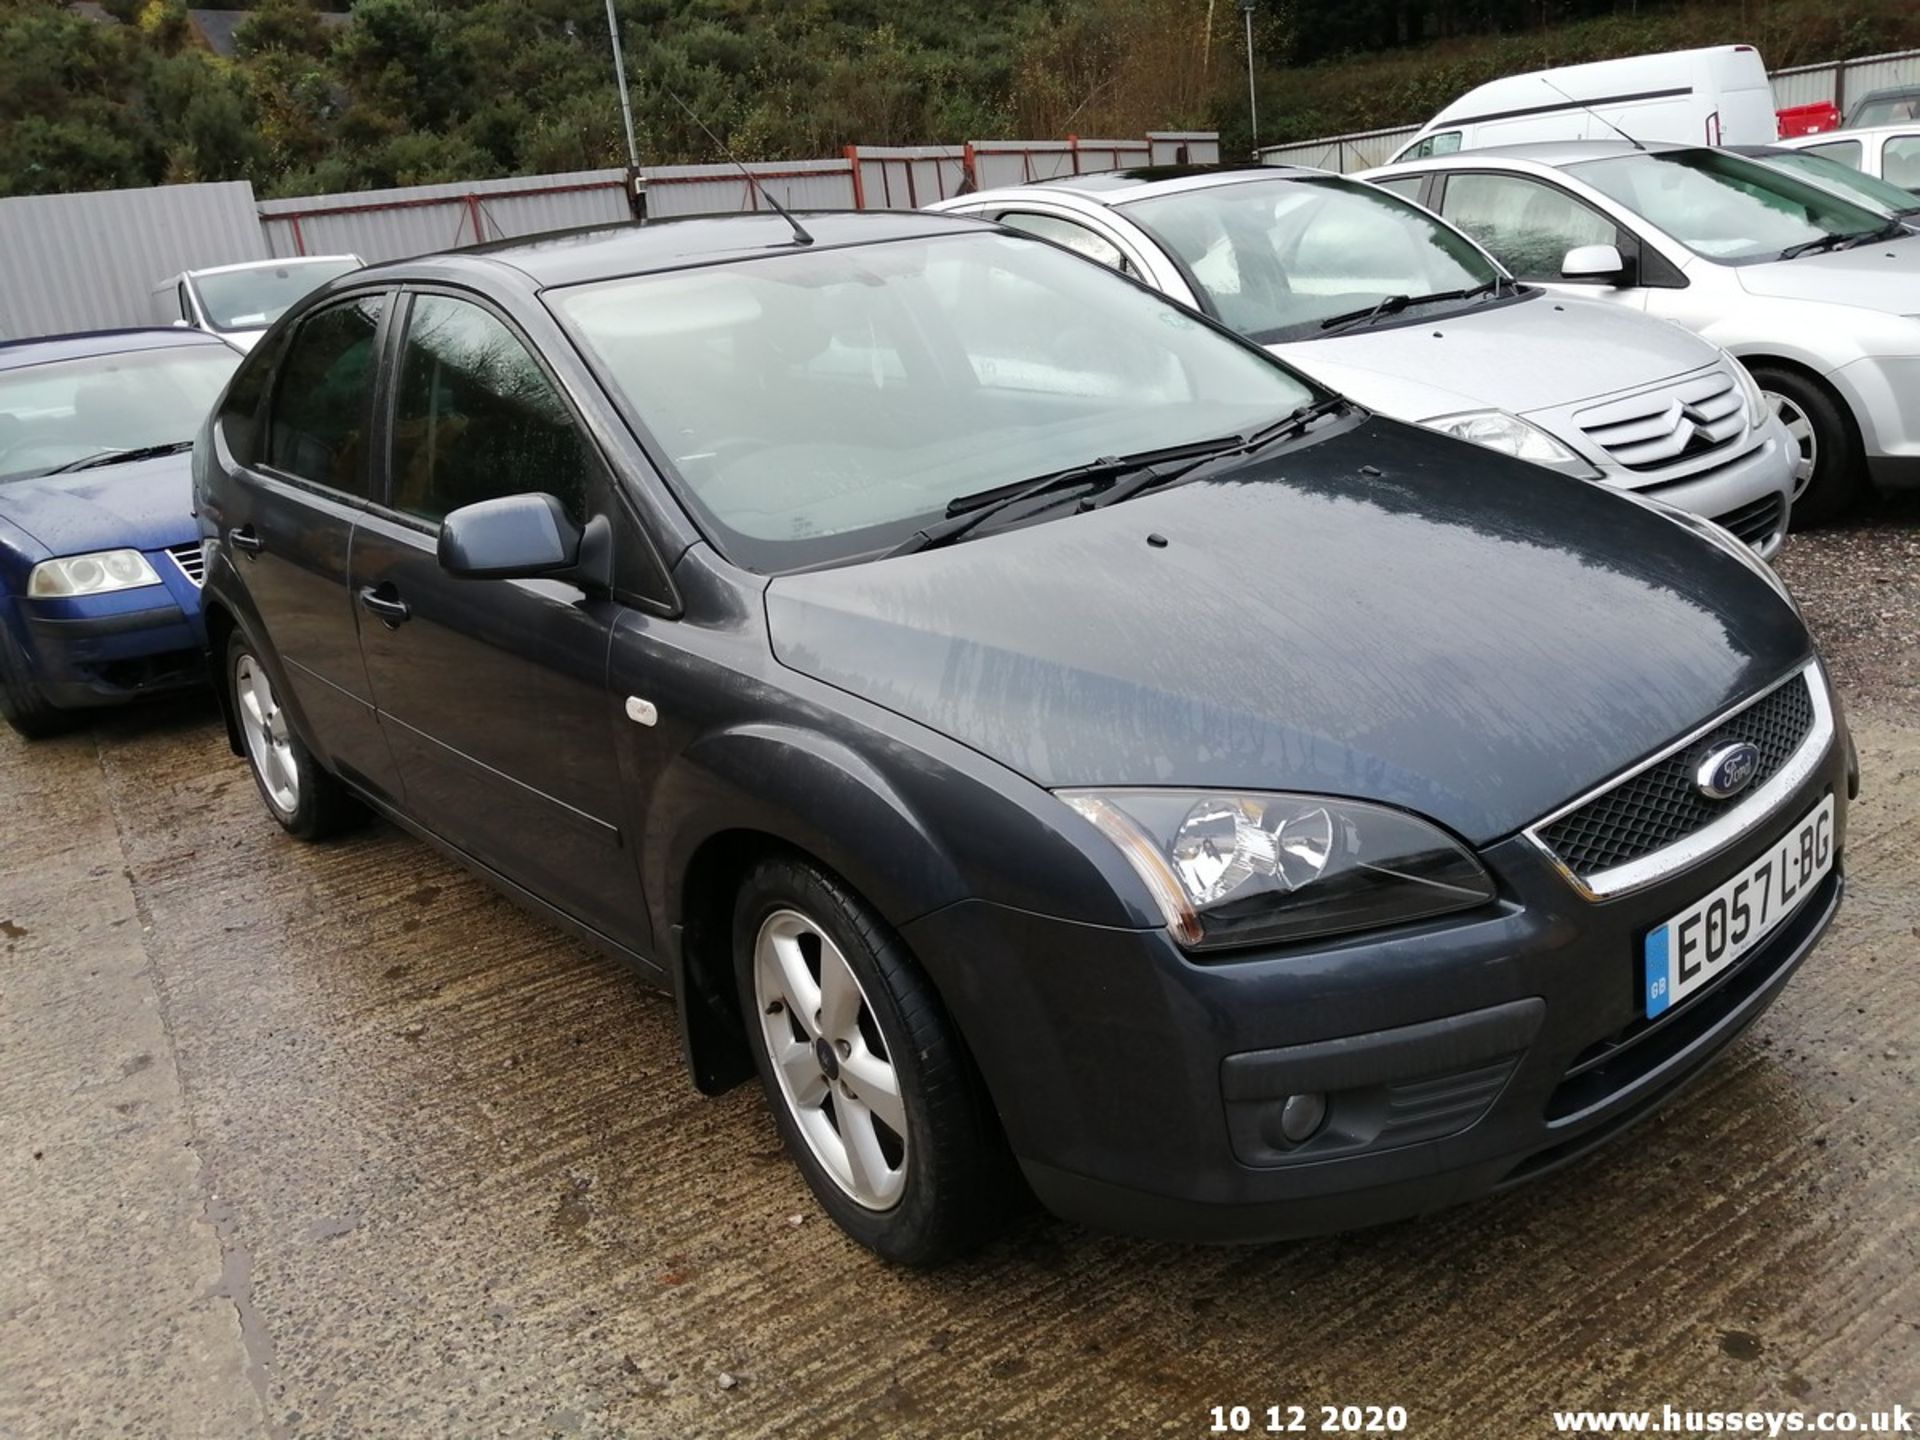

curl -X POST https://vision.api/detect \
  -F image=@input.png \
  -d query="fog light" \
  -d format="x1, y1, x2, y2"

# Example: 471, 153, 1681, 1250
1279, 1092, 1328, 1144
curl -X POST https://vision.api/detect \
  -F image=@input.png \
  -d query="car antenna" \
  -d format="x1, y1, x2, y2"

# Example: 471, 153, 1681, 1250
1539, 76, 1646, 151
664, 89, 815, 246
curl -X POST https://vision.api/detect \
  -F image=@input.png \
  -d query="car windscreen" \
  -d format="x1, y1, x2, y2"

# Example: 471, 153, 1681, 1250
1761, 149, 1920, 215
1852, 94, 1920, 127
1567, 149, 1891, 262
550, 231, 1318, 573
1118, 175, 1501, 343
193, 260, 360, 331
0, 345, 239, 482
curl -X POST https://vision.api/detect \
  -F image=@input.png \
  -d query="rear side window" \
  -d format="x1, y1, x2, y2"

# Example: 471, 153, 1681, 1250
265, 294, 384, 497
1798, 139, 1862, 170
1370, 175, 1427, 203
386, 294, 592, 525
995, 212, 1132, 273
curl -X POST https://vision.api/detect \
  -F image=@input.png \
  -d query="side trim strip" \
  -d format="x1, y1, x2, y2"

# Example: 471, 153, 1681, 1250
1446, 84, 1693, 128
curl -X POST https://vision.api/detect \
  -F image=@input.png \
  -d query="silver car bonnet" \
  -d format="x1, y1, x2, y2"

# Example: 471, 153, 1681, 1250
1734, 238, 1920, 310
1276, 291, 1718, 420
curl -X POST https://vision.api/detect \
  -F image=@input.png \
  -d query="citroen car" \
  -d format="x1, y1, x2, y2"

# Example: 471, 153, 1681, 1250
1, 327, 238, 737
195, 212, 1850, 1265
931, 167, 1796, 555
1363, 140, 1920, 523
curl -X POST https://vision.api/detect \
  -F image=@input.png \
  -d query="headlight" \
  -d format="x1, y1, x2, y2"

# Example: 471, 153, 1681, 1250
1421, 410, 1600, 479
27, 549, 162, 598
1060, 788, 1496, 951
1729, 358, 1769, 429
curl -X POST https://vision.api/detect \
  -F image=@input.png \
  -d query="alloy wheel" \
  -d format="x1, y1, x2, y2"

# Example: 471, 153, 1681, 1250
753, 907, 908, 1210
235, 654, 299, 815
1767, 389, 1818, 502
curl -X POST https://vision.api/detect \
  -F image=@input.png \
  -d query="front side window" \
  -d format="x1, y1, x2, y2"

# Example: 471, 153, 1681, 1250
1123, 175, 1500, 341
1438, 172, 1618, 282
387, 295, 592, 525
996, 212, 1131, 273
0, 344, 239, 482
1884, 136, 1920, 193
1568, 148, 1890, 262
266, 293, 383, 496
551, 232, 1316, 572
193, 259, 361, 332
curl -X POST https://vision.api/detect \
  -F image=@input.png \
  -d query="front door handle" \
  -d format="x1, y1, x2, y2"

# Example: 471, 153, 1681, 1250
230, 526, 263, 554
357, 584, 411, 628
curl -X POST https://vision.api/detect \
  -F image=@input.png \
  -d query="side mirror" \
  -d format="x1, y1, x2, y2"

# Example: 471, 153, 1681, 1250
1561, 243, 1627, 282
437, 492, 580, 580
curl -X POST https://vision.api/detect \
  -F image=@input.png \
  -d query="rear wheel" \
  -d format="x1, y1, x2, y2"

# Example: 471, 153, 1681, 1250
1752, 364, 1862, 527
733, 856, 1013, 1266
0, 624, 73, 740
227, 630, 361, 840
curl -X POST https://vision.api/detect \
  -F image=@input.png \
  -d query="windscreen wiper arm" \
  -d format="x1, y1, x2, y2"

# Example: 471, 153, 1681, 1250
884, 435, 1253, 557
1840, 219, 1909, 248
1081, 397, 1352, 511
47, 440, 194, 474
1779, 233, 1853, 260
1317, 280, 1500, 334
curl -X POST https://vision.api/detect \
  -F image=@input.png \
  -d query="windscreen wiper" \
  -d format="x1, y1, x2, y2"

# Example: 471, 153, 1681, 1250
48, 440, 194, 474
1779, 233, 1856, 260
1840, 219, 1909, 249
1081, 397, 1352, 512
884, 434, 1255, 557
1317, 279, 1501, 334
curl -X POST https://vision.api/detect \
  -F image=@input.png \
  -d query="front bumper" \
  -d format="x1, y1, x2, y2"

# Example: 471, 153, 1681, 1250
7, 556, 206, 709
904, 723, 1848, 1243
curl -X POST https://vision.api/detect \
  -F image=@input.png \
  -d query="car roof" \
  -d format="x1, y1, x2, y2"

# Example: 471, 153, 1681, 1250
357, 210, 997, 291
183, 254, 360, 279
956, 164, 1329, 210
0, 326, 231, 372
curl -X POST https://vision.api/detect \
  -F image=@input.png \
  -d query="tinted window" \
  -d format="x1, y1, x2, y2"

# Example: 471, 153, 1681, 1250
218, 323, 295, 469
996, 212, 1131, 272
387, 294, 591, 525
1439, 173, 1617, 280
266, 294, 383, 496
1885, 136, 1920, 193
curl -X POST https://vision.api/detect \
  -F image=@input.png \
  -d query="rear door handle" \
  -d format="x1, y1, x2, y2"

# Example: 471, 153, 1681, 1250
357, 585, 411, 628
230, 526, 263, 554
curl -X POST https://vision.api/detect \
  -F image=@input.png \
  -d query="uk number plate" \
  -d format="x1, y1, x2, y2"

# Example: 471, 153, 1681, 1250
1643, 794, 1835, 1018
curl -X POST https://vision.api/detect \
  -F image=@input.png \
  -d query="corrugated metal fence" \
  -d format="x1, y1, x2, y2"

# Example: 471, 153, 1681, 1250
0, 181, 264, 340
0, 129, 1220, 338
1257, 46, 1920, 172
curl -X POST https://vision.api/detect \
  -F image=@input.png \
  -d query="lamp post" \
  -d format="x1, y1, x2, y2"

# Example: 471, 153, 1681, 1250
1240, 0, 1259, 155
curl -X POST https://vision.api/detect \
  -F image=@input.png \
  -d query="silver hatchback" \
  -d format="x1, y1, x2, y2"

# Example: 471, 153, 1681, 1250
933, 166, 1796, 553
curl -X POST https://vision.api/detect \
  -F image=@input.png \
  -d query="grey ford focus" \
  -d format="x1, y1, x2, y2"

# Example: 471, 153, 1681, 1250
194, 211, 1851, 1265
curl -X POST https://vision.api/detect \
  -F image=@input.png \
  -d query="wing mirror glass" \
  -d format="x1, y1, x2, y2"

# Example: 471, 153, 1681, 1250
1561, 243, 1627, 282
437, 492, 581, 580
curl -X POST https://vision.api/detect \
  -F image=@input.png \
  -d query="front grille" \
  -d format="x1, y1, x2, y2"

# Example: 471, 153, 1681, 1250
1576, 368, 1747, 474
1537, 674, 1816, 880
165, 542, 205, 587
1714, 493, 1785, 550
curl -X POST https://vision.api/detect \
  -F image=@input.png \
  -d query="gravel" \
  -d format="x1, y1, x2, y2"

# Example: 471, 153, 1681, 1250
1776, 490, 1920, 717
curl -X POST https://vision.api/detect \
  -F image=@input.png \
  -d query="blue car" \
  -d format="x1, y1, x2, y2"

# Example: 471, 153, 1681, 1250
0, 328, 240, 738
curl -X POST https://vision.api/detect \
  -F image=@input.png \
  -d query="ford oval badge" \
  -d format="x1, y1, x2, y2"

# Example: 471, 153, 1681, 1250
1696, 741, 1761, 801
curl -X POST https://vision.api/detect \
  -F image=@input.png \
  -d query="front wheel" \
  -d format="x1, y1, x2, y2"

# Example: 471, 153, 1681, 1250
226, 630, 361, 840
1751, 364, 1863, 527
733, 856, 1014, 1266
0, 623, 73, 740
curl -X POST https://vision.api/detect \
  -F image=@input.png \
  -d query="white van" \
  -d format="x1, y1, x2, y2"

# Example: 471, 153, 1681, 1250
1391, 46, 1777, 162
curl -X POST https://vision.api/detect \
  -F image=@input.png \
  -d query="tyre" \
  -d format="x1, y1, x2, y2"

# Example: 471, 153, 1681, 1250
0, 622, 74, 740
733, 855, 1014, 1266
1751, 364, 1863, 527
226, 629, 361, 840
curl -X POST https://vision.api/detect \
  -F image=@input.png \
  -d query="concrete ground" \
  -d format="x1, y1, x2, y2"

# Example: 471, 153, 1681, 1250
2, 506, 1917, 1439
